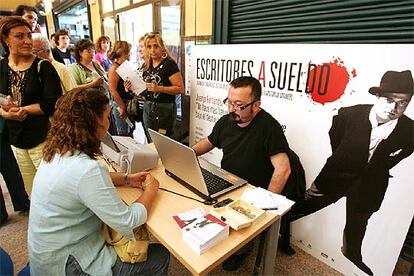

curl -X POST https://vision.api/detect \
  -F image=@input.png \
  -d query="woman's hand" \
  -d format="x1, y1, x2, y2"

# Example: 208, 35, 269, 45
141, 174, 160, 192
119, 102, 128, 119
33, 24, 42, 33
4, 107, 27, 121
124, 79, 132, 92
90, 76, 103, 88
146, 83, 160, 92
128, 171, 150, 188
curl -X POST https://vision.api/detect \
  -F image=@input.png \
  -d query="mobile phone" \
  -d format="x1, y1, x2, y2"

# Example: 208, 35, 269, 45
213, 198, 234, 208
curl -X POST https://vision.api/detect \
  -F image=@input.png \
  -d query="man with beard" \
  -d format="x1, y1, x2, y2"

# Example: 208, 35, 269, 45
192, 76, 291, 270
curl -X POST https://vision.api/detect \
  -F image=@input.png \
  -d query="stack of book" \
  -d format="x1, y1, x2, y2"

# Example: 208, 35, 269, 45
173, 208, 229, 255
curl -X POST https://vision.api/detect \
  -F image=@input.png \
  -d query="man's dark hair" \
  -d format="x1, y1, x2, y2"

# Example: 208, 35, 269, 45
73, 38, 95, 62
230, 76, 262, 101
13, 5, 38, 16
54, 29, 69, 44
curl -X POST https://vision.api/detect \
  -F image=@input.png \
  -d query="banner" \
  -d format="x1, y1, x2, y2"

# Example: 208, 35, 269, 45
189, 44, 414, 276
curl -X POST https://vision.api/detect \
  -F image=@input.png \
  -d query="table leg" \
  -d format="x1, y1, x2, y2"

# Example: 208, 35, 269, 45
262, 218, 281, 275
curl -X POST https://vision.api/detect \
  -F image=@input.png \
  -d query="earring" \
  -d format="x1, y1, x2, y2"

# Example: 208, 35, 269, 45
161, 52, 167, 59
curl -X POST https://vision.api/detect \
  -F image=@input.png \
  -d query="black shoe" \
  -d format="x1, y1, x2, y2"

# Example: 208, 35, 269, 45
280, 244, 296, 256
222, 253, 248, 271
341, 248, 373, 275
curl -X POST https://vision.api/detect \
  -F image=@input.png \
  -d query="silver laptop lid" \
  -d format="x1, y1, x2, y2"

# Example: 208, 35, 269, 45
148, 129, 209, 196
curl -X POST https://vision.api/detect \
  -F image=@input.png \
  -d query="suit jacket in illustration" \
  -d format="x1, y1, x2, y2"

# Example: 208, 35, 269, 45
314, 104, 414, 212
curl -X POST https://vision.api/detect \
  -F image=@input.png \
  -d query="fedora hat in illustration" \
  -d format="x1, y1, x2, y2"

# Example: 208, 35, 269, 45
369, 70, 414, 96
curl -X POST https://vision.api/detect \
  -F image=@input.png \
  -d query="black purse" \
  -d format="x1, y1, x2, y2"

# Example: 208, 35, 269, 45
126, 96, 144, 121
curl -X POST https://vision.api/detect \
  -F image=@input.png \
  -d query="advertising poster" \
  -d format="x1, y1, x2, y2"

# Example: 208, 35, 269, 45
189, 44, 414, 276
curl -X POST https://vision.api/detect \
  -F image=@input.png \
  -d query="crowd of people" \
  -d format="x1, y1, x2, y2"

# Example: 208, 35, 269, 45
0, 4, 182, 275
1, 4, 412, 276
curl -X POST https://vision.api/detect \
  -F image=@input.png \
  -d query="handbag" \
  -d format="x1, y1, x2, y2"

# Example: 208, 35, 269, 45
103, 224, 149, 263
126, 96, 143, 117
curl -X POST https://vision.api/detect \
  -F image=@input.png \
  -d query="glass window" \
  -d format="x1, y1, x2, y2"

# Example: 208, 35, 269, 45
161, 0, 181, 68
132, 0, 145, 3
114, 0, 130, 10
103, 17, 116, 41
56, 1, 90, 45
101, 0, 113, 13
118, 4, 153, 68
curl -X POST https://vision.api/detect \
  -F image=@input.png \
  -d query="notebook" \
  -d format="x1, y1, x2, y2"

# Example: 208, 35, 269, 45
148, 129, 247, 200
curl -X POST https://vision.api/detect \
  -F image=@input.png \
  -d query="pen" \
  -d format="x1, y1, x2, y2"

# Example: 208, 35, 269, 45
262, 207, 278, 211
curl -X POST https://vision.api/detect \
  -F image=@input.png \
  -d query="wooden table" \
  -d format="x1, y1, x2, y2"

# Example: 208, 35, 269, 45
116, 146, 281, 275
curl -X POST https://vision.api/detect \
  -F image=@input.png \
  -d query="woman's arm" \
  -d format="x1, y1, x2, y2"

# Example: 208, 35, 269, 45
69, 63, 103, 89
38, 60, 62, 115
146, 71, 184, 95
0, 107, 27, 121
108, 67, 127, 118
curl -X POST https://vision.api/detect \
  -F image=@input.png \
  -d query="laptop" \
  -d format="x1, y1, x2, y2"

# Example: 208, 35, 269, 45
148, 129, 247, 200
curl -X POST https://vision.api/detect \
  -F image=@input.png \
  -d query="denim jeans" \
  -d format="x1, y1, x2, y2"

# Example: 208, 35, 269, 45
112, 101, 133, 137
65, 244, 170, 276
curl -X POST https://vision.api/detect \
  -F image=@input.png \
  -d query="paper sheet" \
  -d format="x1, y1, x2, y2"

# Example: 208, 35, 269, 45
115, 60, 146, 95
241, 187, 295, 215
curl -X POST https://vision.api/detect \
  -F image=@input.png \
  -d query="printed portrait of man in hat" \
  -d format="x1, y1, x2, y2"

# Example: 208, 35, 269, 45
291, 70, 414, 275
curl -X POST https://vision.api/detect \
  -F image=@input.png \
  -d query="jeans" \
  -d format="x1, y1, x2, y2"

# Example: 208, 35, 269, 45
112, 101, 134, 137
65, 244, 170, 276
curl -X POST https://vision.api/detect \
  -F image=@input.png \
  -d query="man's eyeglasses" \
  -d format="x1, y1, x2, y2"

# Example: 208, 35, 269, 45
223, 98, 256, 111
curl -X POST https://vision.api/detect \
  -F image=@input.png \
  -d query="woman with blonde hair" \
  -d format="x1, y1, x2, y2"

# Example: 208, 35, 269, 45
28, 87, 170, 275
140, 33, 184, 138
107, 40, 135, 136
94, 35, 112, 71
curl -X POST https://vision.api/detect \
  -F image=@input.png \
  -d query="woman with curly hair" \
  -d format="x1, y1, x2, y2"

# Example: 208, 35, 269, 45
28, 88, 170, 275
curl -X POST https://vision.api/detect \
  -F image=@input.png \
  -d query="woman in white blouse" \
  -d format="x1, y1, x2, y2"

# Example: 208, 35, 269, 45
28, 88, 170, 275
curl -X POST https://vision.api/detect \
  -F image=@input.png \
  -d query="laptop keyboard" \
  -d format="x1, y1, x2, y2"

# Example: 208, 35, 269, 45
200, 167, 233, 195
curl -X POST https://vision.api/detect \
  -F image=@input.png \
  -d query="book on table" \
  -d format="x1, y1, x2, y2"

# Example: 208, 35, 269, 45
173, 208, 229, 254
182, 213, 229, 255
